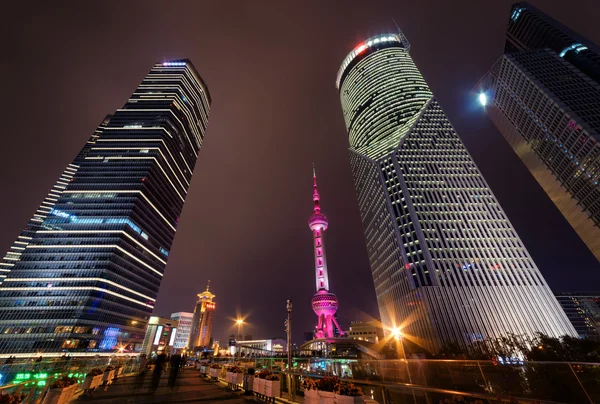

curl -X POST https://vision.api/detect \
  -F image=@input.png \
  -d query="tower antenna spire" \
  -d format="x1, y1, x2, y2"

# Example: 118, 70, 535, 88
206, 280, 210, 291
391, 18, 411, 51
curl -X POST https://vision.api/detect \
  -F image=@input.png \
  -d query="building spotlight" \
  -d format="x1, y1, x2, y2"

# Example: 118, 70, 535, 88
478, 93, 488, 106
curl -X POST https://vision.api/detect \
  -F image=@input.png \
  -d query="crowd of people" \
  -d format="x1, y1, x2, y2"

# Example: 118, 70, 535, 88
134, 351, 188, 393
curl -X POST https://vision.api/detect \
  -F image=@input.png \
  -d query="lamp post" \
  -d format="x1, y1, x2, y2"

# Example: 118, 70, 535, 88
236, 318, 244, 341
286, 299, 293, 400
392, 327, 416, 404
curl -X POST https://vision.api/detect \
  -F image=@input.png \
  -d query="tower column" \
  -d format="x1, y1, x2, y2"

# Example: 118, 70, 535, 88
309, 167, 344, 338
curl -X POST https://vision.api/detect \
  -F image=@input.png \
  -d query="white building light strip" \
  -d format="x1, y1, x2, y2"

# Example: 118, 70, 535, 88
62, 190, 176, 232
92, 147, 189, 192
36, 230, 167, 266
3, 277, 155, 302
26, 245, 163, 277
114, 108, 198, 158
0, 286, 153, 308
88, 156, 185, 203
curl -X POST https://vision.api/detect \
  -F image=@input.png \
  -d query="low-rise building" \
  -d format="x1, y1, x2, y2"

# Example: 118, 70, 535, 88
141, 316, 178, 357
236, 338, 287, 356
347, 321, 384, 344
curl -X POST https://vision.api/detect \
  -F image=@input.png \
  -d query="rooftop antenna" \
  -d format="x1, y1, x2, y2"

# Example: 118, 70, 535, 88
392, 17, 411, 51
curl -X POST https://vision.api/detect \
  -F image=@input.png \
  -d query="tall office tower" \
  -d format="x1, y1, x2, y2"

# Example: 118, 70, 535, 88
478, 2, 600, 261
337, 32, 576, 353
188, 282, 215, 350
309, 168, 345, 339
0, 60, 211, 355
555, 293, 600, 339
171, 312, 194, 350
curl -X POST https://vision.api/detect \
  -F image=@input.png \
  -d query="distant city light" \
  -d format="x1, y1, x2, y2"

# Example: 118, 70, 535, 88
479, 93, 488, 106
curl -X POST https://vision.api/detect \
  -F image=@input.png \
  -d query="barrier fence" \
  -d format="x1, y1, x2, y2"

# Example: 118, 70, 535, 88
209, 357, 600, 403
0, 356, 139, 403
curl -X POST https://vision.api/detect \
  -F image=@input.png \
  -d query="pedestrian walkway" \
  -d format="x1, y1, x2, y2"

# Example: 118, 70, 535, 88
73, 370, 247, 404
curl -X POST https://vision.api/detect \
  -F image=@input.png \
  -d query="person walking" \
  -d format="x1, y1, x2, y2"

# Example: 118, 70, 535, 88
138, 354, 149, 374
133, 354, 148, 393
150, 352, 166, 395
180, 354, 187, 373
168, 352, 182, 390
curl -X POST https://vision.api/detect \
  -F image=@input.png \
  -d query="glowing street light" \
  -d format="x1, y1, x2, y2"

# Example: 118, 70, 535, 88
390, 326, 415, 403
478, 93, 488, 106
235, 318, 244, 340
391, 327, 403, 340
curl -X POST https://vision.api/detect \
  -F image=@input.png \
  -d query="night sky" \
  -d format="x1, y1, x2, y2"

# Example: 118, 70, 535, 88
2, 1, 600, 345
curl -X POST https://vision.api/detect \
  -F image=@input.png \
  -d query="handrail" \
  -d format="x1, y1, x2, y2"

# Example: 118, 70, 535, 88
0, 359, 140, 403
283, 371, 564, 404
206, 356, 599, 403
210, 356, 600, 366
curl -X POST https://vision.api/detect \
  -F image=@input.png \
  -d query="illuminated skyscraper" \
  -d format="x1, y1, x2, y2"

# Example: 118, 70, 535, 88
0, 60, 211, 355
337, 32, 576, 353
478, 2, 600, 261
309, 168, 345, 339
171, 312, 194, 350
189, 282, 215, 350
555, 293, 600, 339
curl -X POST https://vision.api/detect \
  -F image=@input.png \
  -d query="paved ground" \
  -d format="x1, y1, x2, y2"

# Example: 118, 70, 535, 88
73, 369, 249, 404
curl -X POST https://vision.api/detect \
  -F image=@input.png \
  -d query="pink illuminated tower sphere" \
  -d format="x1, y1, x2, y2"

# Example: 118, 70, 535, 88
309, 166, 345, 339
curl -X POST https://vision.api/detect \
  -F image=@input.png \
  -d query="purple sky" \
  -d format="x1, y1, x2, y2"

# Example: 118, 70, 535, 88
1, 0, 599, 344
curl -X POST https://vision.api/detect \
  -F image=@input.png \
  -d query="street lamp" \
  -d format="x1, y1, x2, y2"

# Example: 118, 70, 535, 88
236, 319, 244, 341
286, 299, 293, 400
391, 327, 415, 404
391, 327, 406, 358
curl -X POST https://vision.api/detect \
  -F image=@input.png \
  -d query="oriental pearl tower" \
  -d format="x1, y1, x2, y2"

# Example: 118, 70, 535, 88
309, 166, 345, 339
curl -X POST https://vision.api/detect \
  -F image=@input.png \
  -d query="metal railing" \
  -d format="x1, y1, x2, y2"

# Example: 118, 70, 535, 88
206, 357, 600, 403
0, 356, 140, 403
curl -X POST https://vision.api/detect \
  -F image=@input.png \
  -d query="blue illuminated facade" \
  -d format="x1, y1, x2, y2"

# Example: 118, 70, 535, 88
0, 60, 211, 355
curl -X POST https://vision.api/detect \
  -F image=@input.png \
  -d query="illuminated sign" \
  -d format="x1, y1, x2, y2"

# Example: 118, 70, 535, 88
169, 328, 177, 346
153, 326, 163, 345
162, 62, 186, 67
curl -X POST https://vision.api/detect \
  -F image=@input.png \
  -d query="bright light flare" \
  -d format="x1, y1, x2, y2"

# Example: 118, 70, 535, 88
391, 327, 403, 340
236, 319, 244, 325
478, 93, 488, 106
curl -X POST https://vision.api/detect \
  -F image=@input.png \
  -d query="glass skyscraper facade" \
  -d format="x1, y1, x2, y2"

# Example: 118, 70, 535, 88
0, 59, 211, 355
337, 33, 576, 353
479, 2, 600, 261
556, 293, 600, 339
